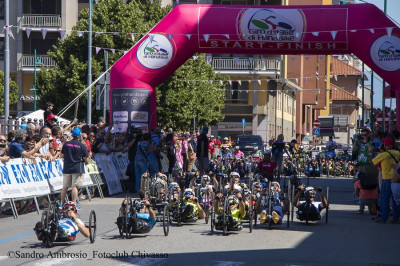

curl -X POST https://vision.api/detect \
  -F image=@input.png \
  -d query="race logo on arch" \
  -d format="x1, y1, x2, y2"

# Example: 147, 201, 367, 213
237, 8, 305, 42
136, 34, 175, 70
370, 35, 400, 72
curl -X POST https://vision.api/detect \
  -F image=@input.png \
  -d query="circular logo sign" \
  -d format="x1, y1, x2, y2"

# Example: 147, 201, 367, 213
370, 35, 400, 72
238, 8, 304, 42
136, 34, 174, 70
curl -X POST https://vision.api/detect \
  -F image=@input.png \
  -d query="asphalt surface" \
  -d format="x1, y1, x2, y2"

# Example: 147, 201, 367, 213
0, 176, 399, 266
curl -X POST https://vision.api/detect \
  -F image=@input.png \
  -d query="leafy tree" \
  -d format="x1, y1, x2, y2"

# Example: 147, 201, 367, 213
37, 0, 226, 127
0, 71, 18, 115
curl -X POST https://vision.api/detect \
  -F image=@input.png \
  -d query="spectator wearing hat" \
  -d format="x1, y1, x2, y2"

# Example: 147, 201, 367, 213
372, 137, 400, 223
43, 102, 54, 122
197, 126, 209, 176
40, 113, 57, 136
60, 128, 89, 205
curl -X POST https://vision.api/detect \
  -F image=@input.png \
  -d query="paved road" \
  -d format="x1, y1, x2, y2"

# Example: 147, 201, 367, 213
0, 177, 399, 266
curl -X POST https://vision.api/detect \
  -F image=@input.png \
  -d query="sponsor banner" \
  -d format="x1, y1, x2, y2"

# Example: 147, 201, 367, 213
112, 89, 151, 131
0, 159, 93, 200
93, 153, 123, 195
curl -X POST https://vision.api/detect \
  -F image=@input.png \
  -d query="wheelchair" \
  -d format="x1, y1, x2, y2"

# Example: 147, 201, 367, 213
40, 201, 96, 247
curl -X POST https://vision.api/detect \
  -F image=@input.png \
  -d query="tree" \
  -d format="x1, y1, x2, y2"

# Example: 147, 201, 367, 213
0, 71, 18, 115
37, 0, 226, 127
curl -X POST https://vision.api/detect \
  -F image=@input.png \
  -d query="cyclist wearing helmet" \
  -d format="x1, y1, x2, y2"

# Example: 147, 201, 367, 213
256, 151, 276, 181
255, 182, 288, 225
224, 172, 243, 194
117, 197, 156, 234
34, 202, 90, 242
181, 188, 205, 222
292, 184, 327, 221
214, 192, 246, 231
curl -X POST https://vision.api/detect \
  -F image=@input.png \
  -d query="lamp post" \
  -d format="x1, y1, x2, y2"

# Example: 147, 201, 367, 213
30, 49, 41, 111
87, 0, 93, 125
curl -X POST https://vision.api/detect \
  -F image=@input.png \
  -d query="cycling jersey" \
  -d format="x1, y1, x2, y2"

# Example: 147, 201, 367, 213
57, 217, 84, 241
136, 213, 156, 227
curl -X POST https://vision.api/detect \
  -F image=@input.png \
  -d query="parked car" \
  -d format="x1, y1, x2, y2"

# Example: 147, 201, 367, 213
236, 135, 264, 155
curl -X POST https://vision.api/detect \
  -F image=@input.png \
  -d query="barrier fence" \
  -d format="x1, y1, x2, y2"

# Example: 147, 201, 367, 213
0, 153, 131, 219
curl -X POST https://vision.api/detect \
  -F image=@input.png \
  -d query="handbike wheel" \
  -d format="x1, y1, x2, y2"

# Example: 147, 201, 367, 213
89, 210, 96, 243
163, 205, 169, 236
223, 197, 227, 235
44, 203, 56, 248
249, 199, 253, 233
205, 204, 209, 224
210, 206, 214, 232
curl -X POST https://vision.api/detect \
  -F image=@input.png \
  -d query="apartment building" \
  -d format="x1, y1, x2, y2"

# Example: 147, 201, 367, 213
0, 0, 84, 116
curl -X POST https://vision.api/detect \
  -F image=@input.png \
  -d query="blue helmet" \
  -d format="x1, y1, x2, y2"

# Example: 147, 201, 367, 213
72, 128, 82, 137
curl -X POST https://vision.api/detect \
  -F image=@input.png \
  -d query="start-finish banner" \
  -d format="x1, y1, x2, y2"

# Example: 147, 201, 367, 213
0, 159, 93, 200
110, 4, 400, 130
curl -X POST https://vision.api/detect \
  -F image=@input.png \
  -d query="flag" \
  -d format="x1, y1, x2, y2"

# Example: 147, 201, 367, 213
224, 34, 229, 39
192, 56, 198, 61
330, 31, 337, 40
129, 33, 135, 42
111, 49, 115, 53
59, 29, 66, 40
26, 28, 32, 38
78, 31, 84, 37
167, 34, 173, 40
203, 34, 210, 42
206, 55, 212, 64
96, 47, 101, 54
312, 32, 319, 36
41, 28, 48, 39
185, 34, 192, 40
386, 27, 393, 37
149, 34, 154, 42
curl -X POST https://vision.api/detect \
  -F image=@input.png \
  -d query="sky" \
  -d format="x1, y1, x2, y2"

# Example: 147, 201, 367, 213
355, 0, 400, 109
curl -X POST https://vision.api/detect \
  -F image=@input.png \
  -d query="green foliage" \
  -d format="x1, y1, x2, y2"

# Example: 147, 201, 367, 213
0, 71, 18, 115
156, 55, 226, 130
37, 0, 226, 127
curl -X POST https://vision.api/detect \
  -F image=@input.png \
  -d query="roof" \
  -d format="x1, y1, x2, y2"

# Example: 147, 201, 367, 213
331, 57, 364, 77
331, 84, 360, 102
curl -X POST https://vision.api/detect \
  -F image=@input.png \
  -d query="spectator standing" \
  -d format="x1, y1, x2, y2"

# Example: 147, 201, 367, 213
43, 102, 54, 122
197, 126, 209, 176
40, 113, 57, 136
181, 134, 189, 172
187, 134, 197, 172
126, 127, 141, 192
354, 177, 378, 215
60, 128, 89, 205
135, 133, 151, 192
352, 128, 377, 183
163, 128, 176, 176
0, 134, 10, 163
372, 137, 400, 223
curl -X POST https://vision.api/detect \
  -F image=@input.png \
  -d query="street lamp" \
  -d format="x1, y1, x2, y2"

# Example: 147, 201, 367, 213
30, 49, 42, 111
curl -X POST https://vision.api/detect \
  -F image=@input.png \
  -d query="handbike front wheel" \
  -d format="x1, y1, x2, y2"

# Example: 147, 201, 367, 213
89, 210, 96, 243
163, 205, 169, 236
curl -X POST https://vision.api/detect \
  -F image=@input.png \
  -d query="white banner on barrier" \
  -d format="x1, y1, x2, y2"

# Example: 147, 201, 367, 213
0, 158, 94, 200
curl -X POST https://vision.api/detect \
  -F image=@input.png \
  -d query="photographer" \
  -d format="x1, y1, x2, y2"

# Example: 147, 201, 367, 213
0, 134, 10, 163
126, 126, 142, 193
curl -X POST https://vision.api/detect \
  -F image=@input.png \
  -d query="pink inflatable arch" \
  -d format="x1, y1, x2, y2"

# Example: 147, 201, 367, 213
110, 4, 400, 132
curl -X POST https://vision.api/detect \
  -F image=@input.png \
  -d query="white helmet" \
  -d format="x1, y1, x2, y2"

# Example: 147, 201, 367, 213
230, 171, 240, 178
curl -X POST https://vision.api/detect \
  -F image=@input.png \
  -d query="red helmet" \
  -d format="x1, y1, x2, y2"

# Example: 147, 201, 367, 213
62, 201, 77, 213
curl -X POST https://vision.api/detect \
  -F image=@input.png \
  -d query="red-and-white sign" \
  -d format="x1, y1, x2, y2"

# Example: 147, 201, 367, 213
376, 113, 389, 125
313, 119, 320, 127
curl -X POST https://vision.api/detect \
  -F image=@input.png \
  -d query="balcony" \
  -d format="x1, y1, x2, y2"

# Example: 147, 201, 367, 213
19, 15, 61, 29
256, 106, 268, 115
212, 58, 280, 76
19, 55, 57, 71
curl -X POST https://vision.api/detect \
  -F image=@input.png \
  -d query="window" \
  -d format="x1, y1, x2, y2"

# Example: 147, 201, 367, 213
0, 37, 4, 60
225, 81, 249, 104
0, 0, 4, 19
